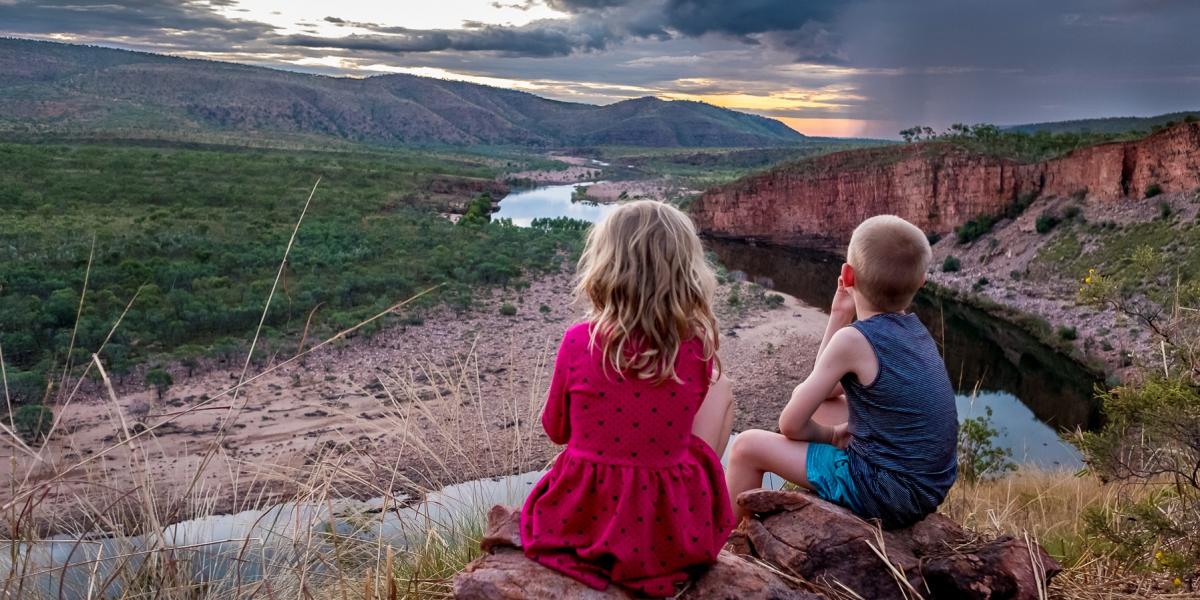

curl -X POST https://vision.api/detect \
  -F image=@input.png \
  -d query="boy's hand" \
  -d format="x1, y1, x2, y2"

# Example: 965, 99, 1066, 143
830, 276, 856, 325
831, 422, 851, 450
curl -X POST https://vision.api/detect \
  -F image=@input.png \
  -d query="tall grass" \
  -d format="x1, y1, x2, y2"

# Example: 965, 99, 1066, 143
2, 180, 1185, 599
1, 180, 550, 599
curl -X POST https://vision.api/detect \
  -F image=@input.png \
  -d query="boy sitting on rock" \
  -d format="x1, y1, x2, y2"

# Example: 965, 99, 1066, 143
725, 215, 958, 527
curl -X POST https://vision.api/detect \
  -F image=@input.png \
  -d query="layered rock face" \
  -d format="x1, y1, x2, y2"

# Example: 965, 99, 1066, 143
691, 123, 1200, 248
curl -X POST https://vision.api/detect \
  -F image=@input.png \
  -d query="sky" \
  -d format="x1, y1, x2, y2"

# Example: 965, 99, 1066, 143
3, 0, 1199, 138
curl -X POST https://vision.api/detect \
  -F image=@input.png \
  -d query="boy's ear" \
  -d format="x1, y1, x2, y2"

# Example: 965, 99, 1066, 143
841, 263, 856, 288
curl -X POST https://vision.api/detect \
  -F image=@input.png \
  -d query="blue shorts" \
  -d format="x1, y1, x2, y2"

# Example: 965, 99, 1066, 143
805, 443, 862, 512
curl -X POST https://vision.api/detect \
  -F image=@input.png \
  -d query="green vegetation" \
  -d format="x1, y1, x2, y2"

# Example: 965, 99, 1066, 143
1075, 248, 1200, 586
499, 303, 518, 316
1006, 111, 1200, 136
1146, 183, 1164, 199
942, 256, 962, 272
0, 141, 584, 403
1036, 210, 1062, 234
593, 141, 885, 191
954, 192, 1037, 244
13, 403, 54, 443
144, 367, 173, 399
1057, 325, 1078, 341
956, 404, 1017, 484
900, 122, 1142, 162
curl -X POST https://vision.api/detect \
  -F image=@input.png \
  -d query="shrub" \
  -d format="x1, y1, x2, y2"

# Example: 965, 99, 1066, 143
764, 293, 785, 309
957, 405, 1016, 484
13, 404, 54, 443
942, 256, 961, 272
1145, 183, 1163, 199
1035, 211, 1060, 234
1080, 377, 1200, 582
955, 215, 995, 244
1009, 270, 1022, 280
538, 304, 551, 314
727, 283, 742, 306
1159, 200, 1173, 220
145, 368, 173, 400
499, 303, 517, 316
1063, 204, 1084, 222
925, 232, 942, 245
1057, 325, 1078, 341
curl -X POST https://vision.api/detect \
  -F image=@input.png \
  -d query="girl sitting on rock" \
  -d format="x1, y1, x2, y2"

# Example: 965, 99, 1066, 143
520, 200, 737, 597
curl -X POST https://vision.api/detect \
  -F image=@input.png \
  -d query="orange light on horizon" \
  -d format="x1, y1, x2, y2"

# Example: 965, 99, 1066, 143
776, 117, 878, 138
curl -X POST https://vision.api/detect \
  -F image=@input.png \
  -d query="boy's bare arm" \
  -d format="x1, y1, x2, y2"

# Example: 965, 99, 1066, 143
779, 327, 869, 440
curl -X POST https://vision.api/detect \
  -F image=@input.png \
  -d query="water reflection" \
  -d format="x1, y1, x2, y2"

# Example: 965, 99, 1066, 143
705, 238, 1101, 467
491, 182, 619, 226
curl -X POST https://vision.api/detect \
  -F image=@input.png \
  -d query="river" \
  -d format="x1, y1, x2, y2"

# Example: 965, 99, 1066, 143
495, 183, 1103, 469
5, 184, 1102, 598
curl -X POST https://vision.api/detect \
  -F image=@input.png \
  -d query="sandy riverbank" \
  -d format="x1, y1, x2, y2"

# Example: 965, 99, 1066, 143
4, 271, 827, 530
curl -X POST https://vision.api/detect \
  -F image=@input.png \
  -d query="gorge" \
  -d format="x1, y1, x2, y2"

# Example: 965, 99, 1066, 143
691, 122, 1200, 248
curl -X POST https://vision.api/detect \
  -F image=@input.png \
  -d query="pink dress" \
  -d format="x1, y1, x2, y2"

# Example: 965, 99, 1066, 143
519, 322, 736, 597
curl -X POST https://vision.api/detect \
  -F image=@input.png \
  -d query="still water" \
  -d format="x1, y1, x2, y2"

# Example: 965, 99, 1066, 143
490, 182, 619, 226
5, 185, 1103, 597
494, 185, 1104, 469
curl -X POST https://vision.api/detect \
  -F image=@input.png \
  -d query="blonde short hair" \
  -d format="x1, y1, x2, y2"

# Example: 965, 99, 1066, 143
846, 215, 931, 312
575, 200, 719, 383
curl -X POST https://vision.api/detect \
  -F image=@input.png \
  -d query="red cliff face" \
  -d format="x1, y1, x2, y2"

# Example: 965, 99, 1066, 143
692, 123, 1200, 248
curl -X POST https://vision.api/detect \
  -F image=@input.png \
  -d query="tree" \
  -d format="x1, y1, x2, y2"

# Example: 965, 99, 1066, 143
145, 368, 173, 400
957, 405, 1016, 484
13, 404, 54, 443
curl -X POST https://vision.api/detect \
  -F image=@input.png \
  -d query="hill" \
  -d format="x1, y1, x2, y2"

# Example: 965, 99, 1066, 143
1006, 111, 1200, 135
0, 38, 806, 148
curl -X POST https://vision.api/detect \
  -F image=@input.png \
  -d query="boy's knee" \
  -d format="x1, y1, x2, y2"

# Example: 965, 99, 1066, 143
728, 429, 769, 465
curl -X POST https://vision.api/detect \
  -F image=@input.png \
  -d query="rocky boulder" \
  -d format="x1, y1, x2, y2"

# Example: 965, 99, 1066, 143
454, 492, 1061, 600
453, 504, 820, 600
732, 489, 1061, 600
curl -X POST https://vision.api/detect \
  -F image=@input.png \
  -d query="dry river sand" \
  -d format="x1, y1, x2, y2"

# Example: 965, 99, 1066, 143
3, 272, 827, 531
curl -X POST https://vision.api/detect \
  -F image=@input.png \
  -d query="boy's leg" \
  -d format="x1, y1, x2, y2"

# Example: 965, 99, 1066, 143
693, 374, 735, 457
812, 393, 848, 429
725, 430, 814, 518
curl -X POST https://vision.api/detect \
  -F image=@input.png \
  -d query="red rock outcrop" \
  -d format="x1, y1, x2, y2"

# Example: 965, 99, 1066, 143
691, 122, 1200, 248
454, 505, 817, 599
454, 495, 1061, 600
732, 489, 1061, 600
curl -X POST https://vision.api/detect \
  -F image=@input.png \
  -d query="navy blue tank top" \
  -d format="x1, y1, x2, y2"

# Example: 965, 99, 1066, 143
842, 312, 958, 527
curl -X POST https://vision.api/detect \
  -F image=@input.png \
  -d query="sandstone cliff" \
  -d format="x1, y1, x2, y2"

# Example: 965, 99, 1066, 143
691, 123, 1200, 248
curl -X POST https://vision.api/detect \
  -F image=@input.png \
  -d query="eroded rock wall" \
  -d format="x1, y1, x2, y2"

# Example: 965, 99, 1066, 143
691, 123, 1200, 248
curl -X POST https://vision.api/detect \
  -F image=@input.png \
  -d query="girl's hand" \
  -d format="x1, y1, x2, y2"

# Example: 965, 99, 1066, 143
830, 276, 856, 324
831, 422, 851, 450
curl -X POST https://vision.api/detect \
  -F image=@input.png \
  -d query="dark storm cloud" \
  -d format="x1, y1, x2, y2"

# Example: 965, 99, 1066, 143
282, 19, 614, 58
2, 0, 1199, 136
661, 0, 838, 37
836, 0, 1200, 128
0, 0, 272, 40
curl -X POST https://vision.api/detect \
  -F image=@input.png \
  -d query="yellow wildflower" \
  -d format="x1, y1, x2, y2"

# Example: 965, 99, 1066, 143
1174, 577, 1183, 587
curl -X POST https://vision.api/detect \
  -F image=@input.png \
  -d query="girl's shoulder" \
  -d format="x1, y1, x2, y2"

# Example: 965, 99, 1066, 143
559, 321, 594, 350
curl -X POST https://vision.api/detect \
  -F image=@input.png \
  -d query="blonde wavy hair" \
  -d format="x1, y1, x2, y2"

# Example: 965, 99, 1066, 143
575, 200, 720, 383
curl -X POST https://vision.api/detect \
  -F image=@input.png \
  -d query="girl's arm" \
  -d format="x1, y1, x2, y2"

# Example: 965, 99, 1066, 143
541, 334, 573, 444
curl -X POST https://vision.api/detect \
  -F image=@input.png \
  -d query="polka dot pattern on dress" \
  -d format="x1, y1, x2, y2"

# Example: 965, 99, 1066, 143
519, 322, 736, 598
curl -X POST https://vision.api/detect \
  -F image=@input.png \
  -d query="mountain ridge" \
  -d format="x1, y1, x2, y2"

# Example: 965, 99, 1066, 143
0, 37, 806, 148
1004, 111, 1200, 135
